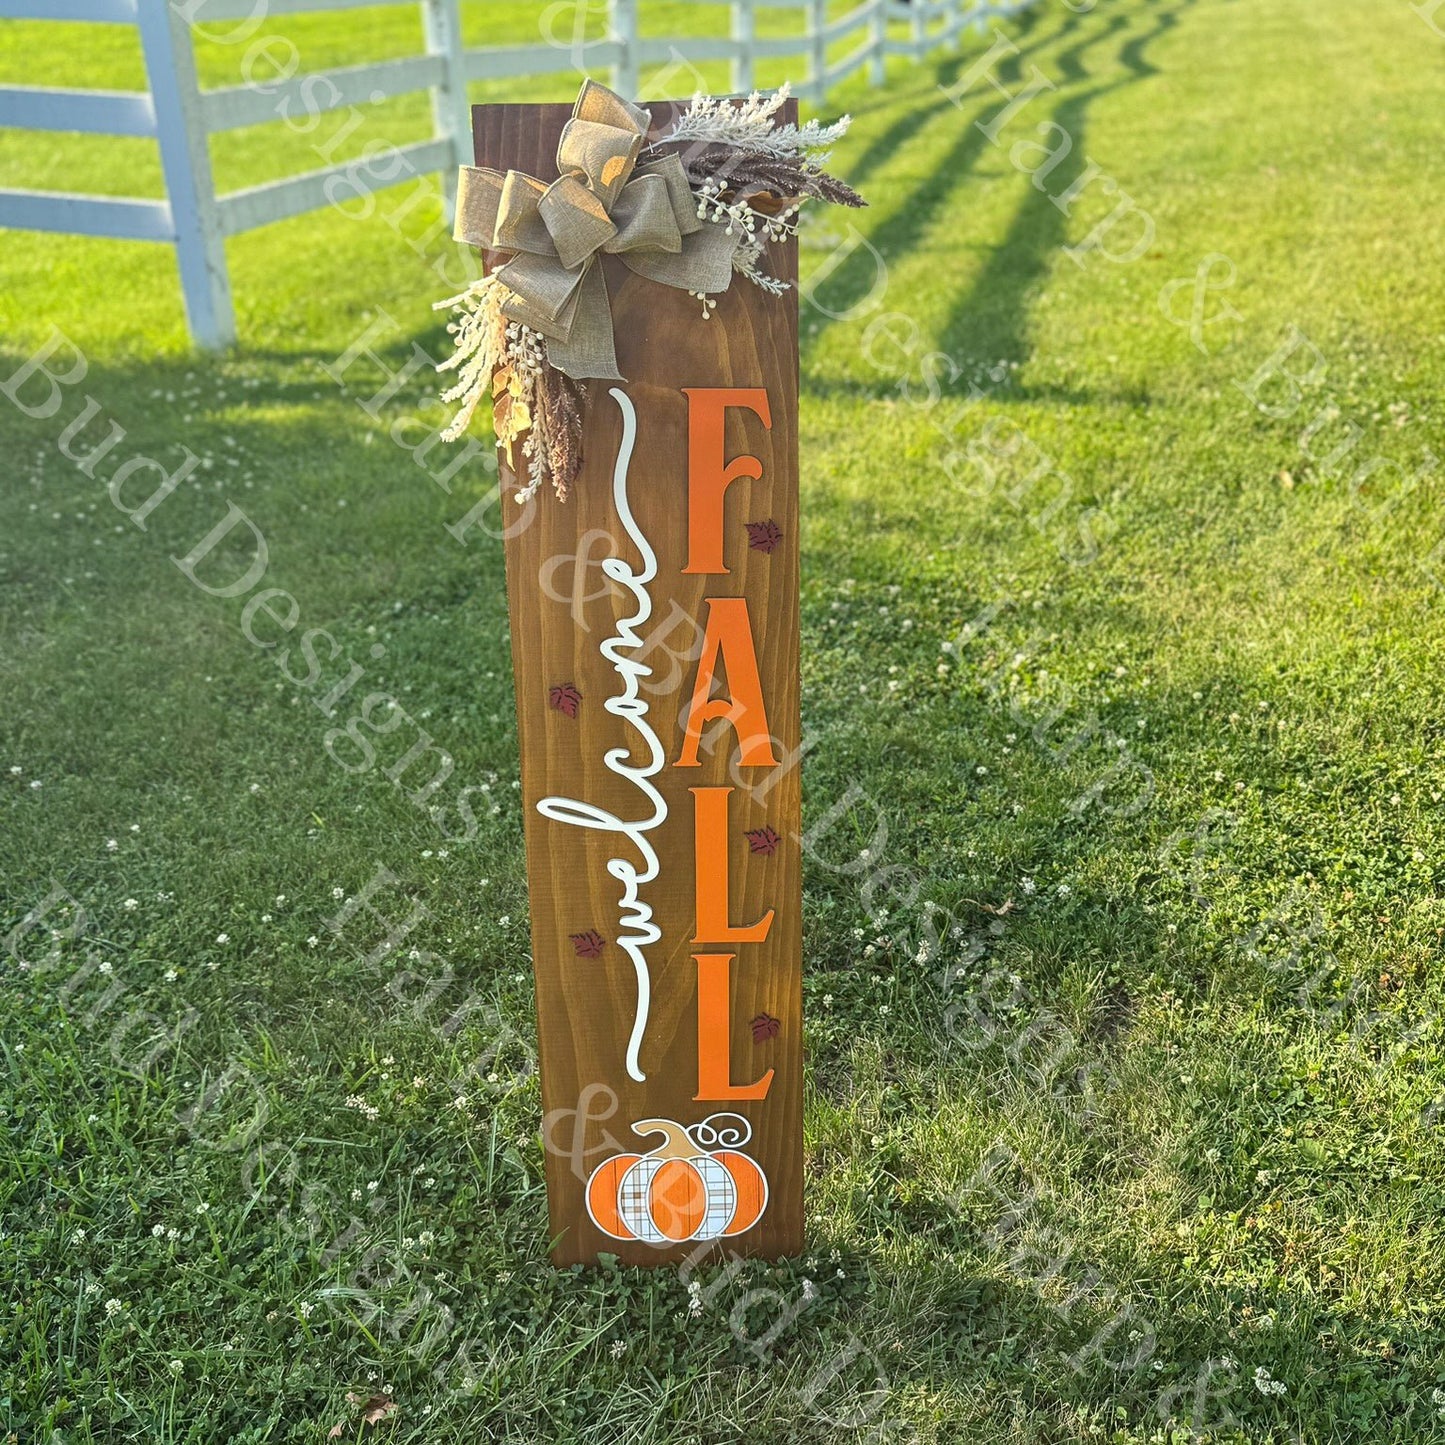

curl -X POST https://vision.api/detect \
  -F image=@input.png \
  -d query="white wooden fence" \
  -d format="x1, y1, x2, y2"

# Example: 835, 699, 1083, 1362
0, 0, 1033, 349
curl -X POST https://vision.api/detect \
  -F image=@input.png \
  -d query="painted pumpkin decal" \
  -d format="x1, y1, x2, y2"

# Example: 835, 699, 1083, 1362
585, 1114, 768, 1244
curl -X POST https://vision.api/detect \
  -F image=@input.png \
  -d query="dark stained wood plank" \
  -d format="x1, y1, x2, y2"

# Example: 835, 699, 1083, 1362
472, 98, 802, 1267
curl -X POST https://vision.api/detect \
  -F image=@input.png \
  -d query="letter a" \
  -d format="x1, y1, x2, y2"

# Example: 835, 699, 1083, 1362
676, 598, 778, 768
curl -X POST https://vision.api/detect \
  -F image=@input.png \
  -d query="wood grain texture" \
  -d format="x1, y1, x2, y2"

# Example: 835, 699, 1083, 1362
472, 99, 802, 1267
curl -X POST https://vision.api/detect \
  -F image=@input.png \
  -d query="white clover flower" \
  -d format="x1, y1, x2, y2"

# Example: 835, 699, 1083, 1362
164, 968, 178, 982
331, 886, 344, 900
215, 933, 229, 945
123, 898, 138, 911
106, 839, 118, 851
298, 1301, 315, 1319
169, 1359, 183, 1375
1252, 1366, 1286, 1397
104, 1298, 122, 1318
97, 961, 113, 975
1021, 878, 1036, 895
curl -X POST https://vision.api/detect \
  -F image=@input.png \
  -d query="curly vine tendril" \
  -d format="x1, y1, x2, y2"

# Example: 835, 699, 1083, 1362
688, 1113, 752, 1150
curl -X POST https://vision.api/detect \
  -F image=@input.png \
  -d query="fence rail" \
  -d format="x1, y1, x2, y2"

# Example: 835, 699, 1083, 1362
0, 0, 1035, 348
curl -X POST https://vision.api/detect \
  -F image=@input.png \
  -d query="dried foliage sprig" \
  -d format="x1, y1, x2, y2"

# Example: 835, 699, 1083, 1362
439, 81, 862, 502
675, 144, 866, 210
653, 83, 850, 164
535, 367, 587, 502
434, 275, 509, 442
435, 281, 583, 503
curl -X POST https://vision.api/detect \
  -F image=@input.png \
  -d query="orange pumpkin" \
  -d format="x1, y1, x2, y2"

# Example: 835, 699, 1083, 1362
586, 1118, 768, 1244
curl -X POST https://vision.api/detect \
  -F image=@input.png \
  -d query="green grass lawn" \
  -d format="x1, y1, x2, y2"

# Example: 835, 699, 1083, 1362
5, 0, 1445, 1439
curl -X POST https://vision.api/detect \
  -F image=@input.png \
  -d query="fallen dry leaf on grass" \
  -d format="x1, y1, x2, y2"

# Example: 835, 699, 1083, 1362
327, 1393, 397, 1437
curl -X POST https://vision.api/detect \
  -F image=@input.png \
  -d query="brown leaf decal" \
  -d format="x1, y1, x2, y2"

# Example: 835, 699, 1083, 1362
548, 683, 582, 718
745, 519, 782, 555
745, 826, 781, 856
750, 1013, 780, 1043
570, 930, 606, 959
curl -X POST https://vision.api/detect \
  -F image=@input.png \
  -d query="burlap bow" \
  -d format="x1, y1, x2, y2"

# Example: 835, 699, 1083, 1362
453, 79, 740, 381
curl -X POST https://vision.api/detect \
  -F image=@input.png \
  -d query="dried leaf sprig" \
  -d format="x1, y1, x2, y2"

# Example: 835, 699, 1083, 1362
438, 82, 863, 502
678, 144, 866, 211
535, 366, 586, 501
434, 274, 509, 442
496, 321, 544, 503
434, 280, 586, 503
653, 82, 850, 164
656, 84, 862, 298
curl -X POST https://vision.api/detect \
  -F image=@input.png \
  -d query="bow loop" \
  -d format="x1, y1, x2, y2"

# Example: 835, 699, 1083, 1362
492, 171, 553, 255
452, 79, 741, 380
557, 118, 641, 208
605, 173, 682, 256
539, 175, 617, 269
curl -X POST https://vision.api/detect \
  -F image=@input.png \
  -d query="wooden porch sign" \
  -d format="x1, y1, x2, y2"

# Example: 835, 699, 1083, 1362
474, 99, 803, 1266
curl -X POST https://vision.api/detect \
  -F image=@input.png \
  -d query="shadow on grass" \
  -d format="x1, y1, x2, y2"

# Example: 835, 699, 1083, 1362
803, 0, 1192, 408
936, 0, 1196, 372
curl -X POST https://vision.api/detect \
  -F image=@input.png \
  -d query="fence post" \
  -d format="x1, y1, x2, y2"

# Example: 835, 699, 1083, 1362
807, 0, 827, 102
869, 0, 887, 85
135, 0, 233, 350
911, 0, 927, 59
731, 0, 755, 93
610, 0, 639, 97
420, 0, 470, 220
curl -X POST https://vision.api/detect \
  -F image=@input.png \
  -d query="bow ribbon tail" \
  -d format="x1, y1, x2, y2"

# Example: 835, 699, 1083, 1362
544, 263, 624, 382
620, 219, 743, 295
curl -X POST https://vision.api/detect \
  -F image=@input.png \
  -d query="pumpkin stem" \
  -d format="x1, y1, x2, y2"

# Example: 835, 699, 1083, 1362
632, 1118, 697, 1160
